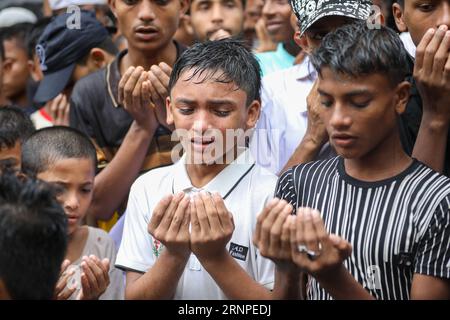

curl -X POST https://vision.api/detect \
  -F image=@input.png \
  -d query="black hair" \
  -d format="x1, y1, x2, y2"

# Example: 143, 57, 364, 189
169, 38, 261, 105
76, 36, 119, 65
0, 23, 34, 53
397, 0, 404, 6
0, 173, 67, 300
311, 20, 410, 87
0, 105, 36, 149
21, 126, 97, 178
26, 17, 52, 59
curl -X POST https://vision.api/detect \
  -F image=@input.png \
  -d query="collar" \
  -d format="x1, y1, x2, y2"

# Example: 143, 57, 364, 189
172, 149, 256, 199
295, 55, 317, 81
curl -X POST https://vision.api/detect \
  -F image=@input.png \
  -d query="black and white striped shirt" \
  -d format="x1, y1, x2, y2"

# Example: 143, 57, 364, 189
276, 157, 450, 300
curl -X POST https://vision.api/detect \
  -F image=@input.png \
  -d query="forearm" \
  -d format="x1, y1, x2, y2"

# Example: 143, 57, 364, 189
412, 111, 449, 173
125, 251, 188, 300
200, 252, 272, 300
89, 122, 155, 220
272, 266, 302, 300
281, 136, 324, 174
315, 265, 374, 300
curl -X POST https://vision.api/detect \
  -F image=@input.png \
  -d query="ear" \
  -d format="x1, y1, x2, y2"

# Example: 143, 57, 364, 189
392, 3, 408, 33
86, 48, 107, 69
179, 0, 190, 15
108, 0, 118, 18
27, 59, 43, 82
294, 31, 312, 54
166, 96, 174, 125
394, 81, 411, 115
245, 100, 261, 129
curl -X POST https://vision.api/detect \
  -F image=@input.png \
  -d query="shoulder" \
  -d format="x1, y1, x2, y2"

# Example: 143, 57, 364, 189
129, 163, 175, 198
288, 157, 340, 181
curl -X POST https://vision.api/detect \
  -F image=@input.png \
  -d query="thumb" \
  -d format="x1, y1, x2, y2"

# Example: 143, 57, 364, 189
329, 234, 352, 256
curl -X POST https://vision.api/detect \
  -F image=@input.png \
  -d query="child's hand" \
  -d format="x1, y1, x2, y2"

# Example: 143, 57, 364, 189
148, 193, 191, 260
54, 259, 76, 300
190, 191, 235, 262
77, 255, 110, 300
414, 26, 450, 123
253, 198, 297, 271
290, 208, 352, 279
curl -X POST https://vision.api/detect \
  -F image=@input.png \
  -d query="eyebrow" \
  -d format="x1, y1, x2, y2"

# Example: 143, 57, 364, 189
174, 98, 237, 107
317, 88, 372, 97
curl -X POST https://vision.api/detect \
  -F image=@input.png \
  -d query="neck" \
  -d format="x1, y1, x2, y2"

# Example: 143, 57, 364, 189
283, 40, 300, 57
120, 41, 177, 75
344, 131, 412, 182
186, 147, 244, 188
11, 93, 28, 108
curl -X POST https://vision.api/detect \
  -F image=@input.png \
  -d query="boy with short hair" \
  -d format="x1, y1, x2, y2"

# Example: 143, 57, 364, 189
21, 126, 124, 300
116, 39, 294, 299
254, 21, 450, 300
0, 173, 67, 300
0, 105, 35, 175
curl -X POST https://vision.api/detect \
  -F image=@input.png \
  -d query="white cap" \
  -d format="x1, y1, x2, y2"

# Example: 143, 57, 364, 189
48, 0, 107, 10
0, 7, 37, 28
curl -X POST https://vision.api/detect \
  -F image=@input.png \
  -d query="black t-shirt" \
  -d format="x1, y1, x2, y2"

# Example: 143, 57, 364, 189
398, 55, 450, 176
69, 41, 186, 171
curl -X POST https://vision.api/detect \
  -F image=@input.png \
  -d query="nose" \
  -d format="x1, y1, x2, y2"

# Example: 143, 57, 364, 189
138, 0, 156, 22
262, 0, 275, 19
192, 110, 212, 134
436, 2, 450, 29
329, 103, 353, 130
211, 3, 224, 24
64, 191, 80, 212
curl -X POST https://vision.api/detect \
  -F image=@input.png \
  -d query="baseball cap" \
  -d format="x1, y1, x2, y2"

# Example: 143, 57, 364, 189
0, 7, 37, 28
34, 10, 109, 104
49, 0, 107, 10
290, 0, 373, 36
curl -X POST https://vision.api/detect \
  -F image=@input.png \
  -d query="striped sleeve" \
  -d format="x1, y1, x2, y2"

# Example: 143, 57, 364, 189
275, 168, 297, 209
414, 198, 450, 279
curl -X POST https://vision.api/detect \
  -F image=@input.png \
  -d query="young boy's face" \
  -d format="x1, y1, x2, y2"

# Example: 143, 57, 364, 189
0, 141, 21, 175
394, 0, 450, 46
109, 0, 188, 53
167, 68, 260, 164
37, 158, 95, 235
190, 0, 245, 42
2, 39, 30, 102
317, 68, 409, 160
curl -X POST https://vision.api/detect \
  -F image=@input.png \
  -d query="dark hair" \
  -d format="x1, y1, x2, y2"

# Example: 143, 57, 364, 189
26, 17, 52, 59
21, 126, 97, 178
311, 20, 410, 87
76, 36, 118, 65
169, 38, 261, 105
0, 23, 34, 53
0, 106, 36, 149
397, 0, 404, 6
0, 173, 67, 300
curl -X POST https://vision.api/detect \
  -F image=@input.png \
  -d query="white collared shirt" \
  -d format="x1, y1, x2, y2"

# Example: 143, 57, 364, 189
250, 56, 318, 175
115, 149, 277, 300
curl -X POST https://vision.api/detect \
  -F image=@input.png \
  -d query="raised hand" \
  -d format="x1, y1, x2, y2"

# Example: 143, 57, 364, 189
148, 192, 191, 259
253, 198, 296, 271
147, 62, 173, 130
306, 79, 329, 148
47, 93, 70, 126
54, 259, 76, 300
290, 207, 352, 279
77, 255, 110, 300
190, 191, 234, 261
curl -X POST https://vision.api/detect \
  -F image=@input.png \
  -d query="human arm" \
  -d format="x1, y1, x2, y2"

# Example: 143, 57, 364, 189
124, 193, 191, 299
411, 27, 450, 173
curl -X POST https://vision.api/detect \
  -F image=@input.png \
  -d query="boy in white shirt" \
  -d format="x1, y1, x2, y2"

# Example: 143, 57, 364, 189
116, 39, 297, 300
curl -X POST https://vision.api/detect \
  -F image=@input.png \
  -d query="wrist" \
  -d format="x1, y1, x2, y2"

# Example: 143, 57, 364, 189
313, 263, 346, 287
421, 111, 450, 132
130, 120, 157, 137
196, 249, 229, 268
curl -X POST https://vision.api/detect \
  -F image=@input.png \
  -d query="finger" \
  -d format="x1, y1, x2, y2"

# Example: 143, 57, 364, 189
81, 258, 100, 294
123, 67, 144, 109
132, 71, 148, 111
280, 214, 292, 253
302, 208, 321, 252
79, 271, 92, 300
159, 191, 185, 231
270, 201, 293, 250
194, 192, 210, 232
445, 52, 450, 82
190, 196, 200, 233
329, 234, 352, 259
158, 62, 172, 79
254, 198, 279, 246
60, 259, 71, 275
422, 26, 447, 73
148, 70, 167, 108
295, 207, 306, 247
415, 28, 436, 70
180, 201, 191, 233
148, 194, 173, 234
168, 193, 190, 234
118, 66, 135, 104
150, 65, 170, 92
87, 255, 108, 284
212, 192, 234, 232
259, 198, 283, 249
202, 191, 221, 231
311, 209, 328, 248
142, 80, 152, 105
432, 30, 450, 76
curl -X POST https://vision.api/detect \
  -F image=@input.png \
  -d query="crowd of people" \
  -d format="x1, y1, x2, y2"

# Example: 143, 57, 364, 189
0, 0, 449, 300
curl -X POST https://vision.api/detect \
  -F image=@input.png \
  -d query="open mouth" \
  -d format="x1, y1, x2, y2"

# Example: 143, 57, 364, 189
135, 26, 159, 40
